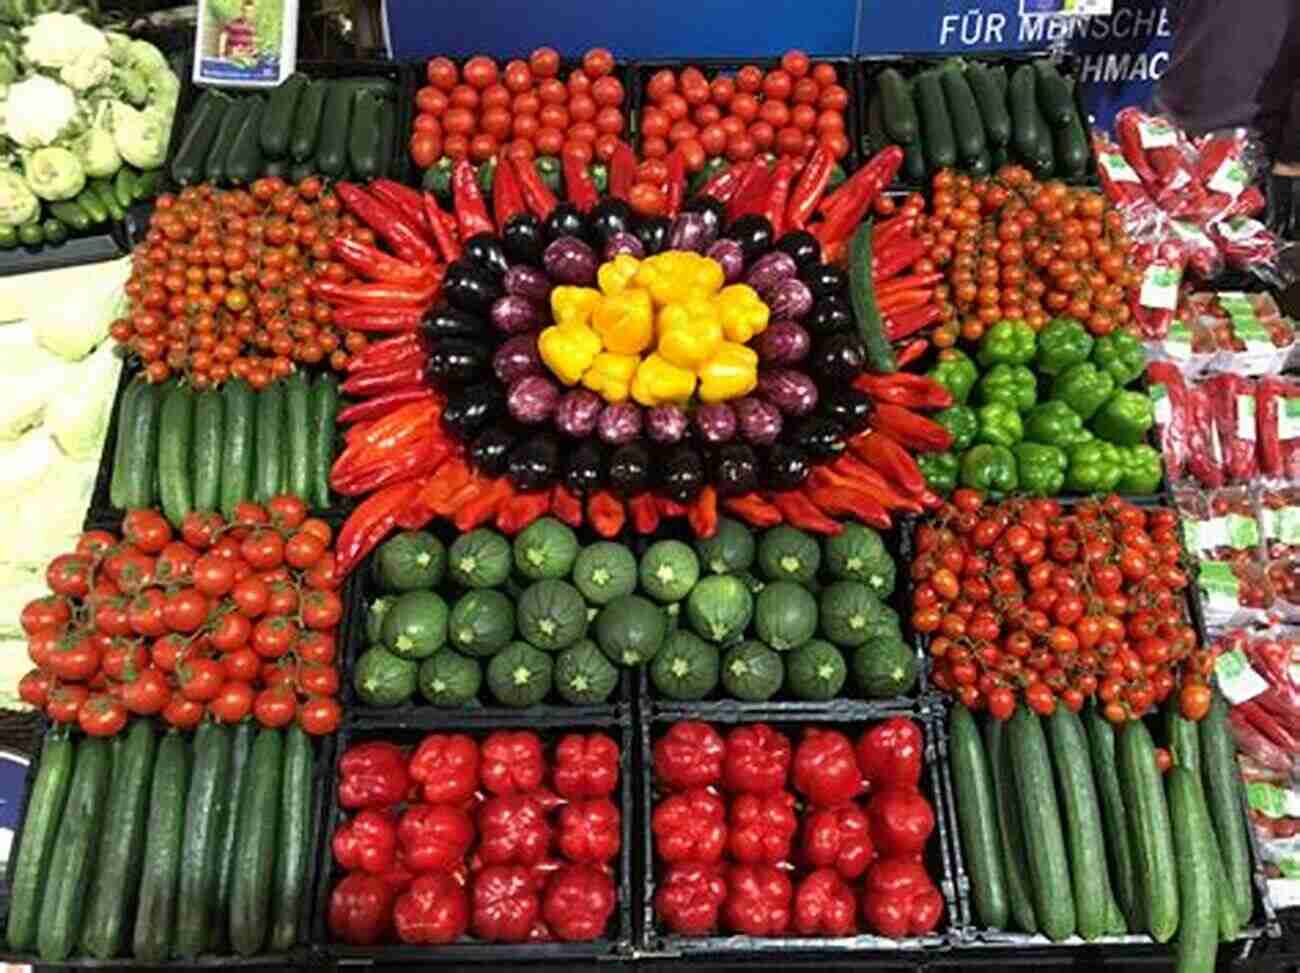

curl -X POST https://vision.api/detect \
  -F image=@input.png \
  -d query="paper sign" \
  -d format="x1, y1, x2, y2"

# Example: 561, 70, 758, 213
1139, 265, 1180, 311
193, 0, 299, 87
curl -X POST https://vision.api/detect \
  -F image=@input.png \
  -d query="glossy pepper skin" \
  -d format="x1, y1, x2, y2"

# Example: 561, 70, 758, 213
478, 794, 553, 866
793, 868, 858, 936
728, 791, 799, 864
654, 722, 726, 791
480, 731, 546, 796
975, 403, 1023, 448
861, 858, 945, 938
1013, 442, 1067, 497
401, 803, 475, 872
592, 289, 654, 355
597, 253, 641, 294
409, 733, 479, 805
655, 863, 728, 935
1091, 330, 1146, 387
976, 319, 1037, 367
697, 342, 760, 403
976, 364, 1038, 414
867, 787, 936, 857
723, 723, 792, 795
554, 733, 620, 799
1052, 362, 1116, 421
472, 865, 540, 943
801, 803, 874, 879
933, 405, 977, 451
716, 283, 771, 343
339, 741, 411, 810
582, 351, 639, 402
631, 352, 697, 406
539, 320, 602, 385
792, 728, 862, 807
557, 798, 621, 864
1065, 440, 1123, 492
1117, 443, 1164, 494
960, 444, 1018, 496
1090, 389, 1154, 446
926, 349, 978, 404
653, 787, 728, 863
917, 451, 959, 495
329, 873, 395, 945
723, 863, 793, 935
856, 718, 924, 789
1023, 400, 1092, 447
393, 872, 469, 944
1035, 317, 1094, 376
333, 808, 399, 875
542, 864, 616, 942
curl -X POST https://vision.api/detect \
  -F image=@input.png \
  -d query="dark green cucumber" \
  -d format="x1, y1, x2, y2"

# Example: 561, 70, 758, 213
175, 722, 233, 957
75, 186, 108, 224
1167, 767, 1217, 973
902, 138, 927, 184
47, 200, 89, 232
113, 167, 134, 210
134, 732, 189, 962
1034, 59, 1076, 128
990, 142, 1010, 171
205, 97, 254, 185
307, 374, 338, 509
109, 376, 144, 508
290, 80, 328, 163
254, 379, 285, 503
225, 96, 266, 185
966, 62, 1011, 147
120, 379, 162, 509
230, 728, 284, 956
220, 377, 256, 519
91, 179, 125, 221
192, 387, 224, 513
289, 160, 316, 184
315, 81, 354, 178
263, 158, 288, 179
951, 706, 1007, 929
913, 70, 957, 169
1085, 706, 1137, 928
348, 90, 382, 180
172, 90, 230, 185
1009, 705, 1074, 941
375, 96, 396, 177
1166, 707, 1201, 776
283, 370, 311, 501
1055, 81, 1089, 178
269, 726, 312, 951
1118, 719, 1178, 942
865, 93, 888, 155
1201, 694, 1253, 927
133, 169, 164, 201
1047, 706, 1110, 941
986, 716, 1036, 933
877, 67, 919, 144
1008, 65, 1043, 168
7, 732, 75, 951
261, 73, 308, 159
1026, 79, 1056, 177
81, 719, 156, 959
940, 63, 986, 161
848, 221, 896, 373
158, 382, 195, 527
208, 721, 256, 952
966, 149, 991, 177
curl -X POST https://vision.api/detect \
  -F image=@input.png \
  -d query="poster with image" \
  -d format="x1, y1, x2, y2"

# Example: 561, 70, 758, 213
1021, 0, 1114, 14
193, 0, 298, 87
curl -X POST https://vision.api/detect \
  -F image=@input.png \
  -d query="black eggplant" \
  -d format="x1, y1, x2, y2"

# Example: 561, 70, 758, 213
502, 213, 546, 266
544, 203, 589, 243
441, 384, 505, 440
804, 296, 853, 335
463, 233, 509, 281
821, 388, 874, 433
443, 260, 503, 316
681, 196, 726, 239
801, 262, 848, 300
423, 303, 489, 341
764, 443, 811, 490
714, 444, 759, 497
608, 443, 652, 496
811, 333, 867, 383
724, 214, 774, 264
471, 426, 516, 476
633, 216, 670, 255
425, 339, 490, 385
774, 230, 822, 271
507, 434, 560, 491
563, 441, 605, 496
587, 198, 634, 247
661, 446, 705, 503
795, 417, 846, 461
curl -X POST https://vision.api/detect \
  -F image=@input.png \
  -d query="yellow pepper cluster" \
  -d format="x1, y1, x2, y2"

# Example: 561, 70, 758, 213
537, 252, 770, 406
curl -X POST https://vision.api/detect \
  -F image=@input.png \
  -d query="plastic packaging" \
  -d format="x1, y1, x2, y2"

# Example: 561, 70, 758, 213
1176, 486, 1262, 563
1184, 380, 1226, 488
1204, 373, 1259, 483
1147, 360, 1188, 482
1259, 486, 1300, 559
1129, 238, 1186, 339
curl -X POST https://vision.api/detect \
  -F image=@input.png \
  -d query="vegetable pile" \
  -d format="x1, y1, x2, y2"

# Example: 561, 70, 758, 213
651, 719, 944, 939
7, 721, 315, 961
327, 731, 621, 945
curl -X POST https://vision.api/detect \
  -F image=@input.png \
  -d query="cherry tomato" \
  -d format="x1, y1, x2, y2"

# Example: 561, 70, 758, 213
18, 669, 52, 708
209, 681, 255, 724
122, 666, 170, 714
76, 530, 118, 558
297, 630, 336, 665
178, 656, 225, 702
253, 686, 298, 728
529, 47, 560, 79
735, 65, 763, 93
21, 596, 71, 636
302, 590, 343, 630
181, 511, 223, 549
101, 639, 148, 680
164, 694, 204, 729
123, 509, 172, 553
426, 57, 458, 91
463, 55, 498, 90
232, 577, 270, 618
253, 616, 298, 659
299, 661, 339, 697
592, 75, 624, 108
163, 589, 209, 633
298, 695, 342, 735
46, 685, 89, 724
128, 589, 168, 637
46, 553, 92, 598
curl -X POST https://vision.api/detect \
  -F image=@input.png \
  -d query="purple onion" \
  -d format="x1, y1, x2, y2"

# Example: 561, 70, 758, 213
507, 374, 560, 423
492, 333, 543, 384
694, 403, 737, 444
745, 251, 798, 298
490, 294, 541, 334
554, 388, 603, 438
504, 265, 552, 303
668, 212, 716, 253
759, 368, 819, 416
768, 277, 814, 321
733, 396, 783, 445
597, 403, 642, 445
755, 321, 811, 364
646, 405, 688, 444
543, 236, 598, 285
705, 239, 745, 282
604, 232, 644, 260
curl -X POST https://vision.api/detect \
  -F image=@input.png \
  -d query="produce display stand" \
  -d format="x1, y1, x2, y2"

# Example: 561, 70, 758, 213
0, 230, 127, 279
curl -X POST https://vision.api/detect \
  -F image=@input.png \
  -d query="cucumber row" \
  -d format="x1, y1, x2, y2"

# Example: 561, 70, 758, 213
0, 170, 163, 251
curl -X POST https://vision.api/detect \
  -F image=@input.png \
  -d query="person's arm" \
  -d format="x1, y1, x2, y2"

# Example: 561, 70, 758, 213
218, 26, 228, 58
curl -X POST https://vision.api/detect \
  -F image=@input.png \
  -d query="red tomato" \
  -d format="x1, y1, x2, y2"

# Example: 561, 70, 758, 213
594, 132, 620, 161
46, 553, 92, 598
811, 63, 838, 87
762, 69, 793, 101
710, 76, 735, 105
443, 134, 469, 161
562, 140, 592, 164
727, 134, 757, 162
178, 657, 225, 702
646, 69, 676, 101
818, 84, 849, 111
535, 127, 564, 156
758, 99, 789, 129
539, 103, 570, 131
816, 109, 844, 134
232, 577, 270, 618
223, 647, 260, 682
180, 511, 223, 550
641, 136, 668, 159
699, 124, 727, 156
123, 509, 172, 553
426, 57, 458, 91
469, 133, 497, 162
412, 113, 439, 134
677, 138, 706, 173
442, 107, 474, 136
28, 629, 61, 668
668, 120, 698, 144
76, 530, 117, 558
49, 636, 100, 681
302, 590, 343, 631
266, 494, 307, 529
776, 125, 806, 155
416, 86, 447, 115
790, 104, 817, 132
305, 553, 340, 592
693, 103, 721, 127
661, 93, 688, 121
253, 616, 298, 659
502, 59, 532, 93
254, 686, 298, 728
792, 77, 820, 105
46, 685, 89, 724
582, 48, 614, 79
731, 93, 759, 122
163, 694, 203, 729
506, 138, 535, 162
193, 554, 236, 597
513, 113, 539, 141
21, 595, 70, 636
79, 695, 128, 737
297, 631, 336, 665
209, 681, 255, 724
538, 78, 566, 105
101, 639, 148, 680
18, 669, 52, 708
529, 47, 560, 79
241, 530, 284, 570
151, 633, 189, 673
478, 85, 509, 112
462, 56, 498, 90
568, 71, 592, 97
128, 589, 168, 637
91, 595, 130, 637
567, 95, 596, 124
591, 76, 624, 108
298, 695, 342, 735
735, 65, 763, 93
232, 501, 268, 529
641, 107, 669, 139
481, 107, 511, 140
299, 662, 340, 697
512, 91, 541, 117
781, 49, 811, 78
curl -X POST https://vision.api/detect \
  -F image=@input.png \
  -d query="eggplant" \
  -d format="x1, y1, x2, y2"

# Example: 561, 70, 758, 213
646, 405, 689, 444
588, 198, 634, 246
811, 333, 868, 383
758, 368, 819, 416
822, 388, 874, 433
502, 213, 546, 266
504, 265, 552, 303
745, 251, 798, 298
492, 333, 543, 384
490, 294, 542, 334
767, 277, 814, 321
805, 295, 853, 335
754, 321, 811, 365
694, 403, 737, 445
440, 384, 505, 440
705, 238, 745, 282
714, 444, 759, 497
795, 417, 846, 460
564, 441, 605, 496
425, 338, 490, 385
733, 396, 783, 446
801, 262, 848, 300
507, 434, 561, 491
608, 443, 652, 496
543, 236, 598, 286
604, 232, 645, 260
724, 214, 774, 264
597, 403, 642, 445
544, 202, 589, 243
506, 374, 560, 424
423, 303, 489, 341
443, 260, 503, 316
634, 216, 670, 255
774, 230, 822, 271
681, 195, 726, 239
764, 444, 811, 490
463, 233, 509, 281
554, 388, 603, 438
668, 212, 716, 253
662, 446, 705, 503
471, 426, 516, 477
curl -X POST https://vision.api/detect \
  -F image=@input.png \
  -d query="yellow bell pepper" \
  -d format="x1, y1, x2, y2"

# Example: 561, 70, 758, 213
550, 286, 602, 328
698, 342, 758, 403
656, 299, 723, 370
539, 321, 602, 386
581, 352, 639, 403
631, 353, 697, 407
591, 288, 654, 355
597, 254, 640, 295
716, 284, 770, 343
687, 253, 725, 296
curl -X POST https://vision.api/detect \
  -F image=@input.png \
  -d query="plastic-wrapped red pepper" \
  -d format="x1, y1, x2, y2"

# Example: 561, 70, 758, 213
335, 182, 437, 267
480, 730, 545, 796
341, 361, 427, 397
792, 728, 862, 807
653, 787, 726, 864
1146, 361, 1189, 483
609, 141, 637, 203
587, 490, 625, 538
408, 732, 479, 805
339, 741, 410, 810
723, 863, 792, 936
856, 718, 924, 790
423, 192, 462, 263
332, 237, 432, 285
786, 146, 835, 230
867, 788, 935, 858
1258, 376, 1300, 479
399, 803, 475, 872
814, 146, 904, 249
541, 864, 616, 942
556, 798, 621, 864
369, 179, 433, 237
727, 791, 797, 864
855, 372, 953, 410
329, 873, 395, 945
563, 152, 600, 214
793, 868, 857, 936
722, 723, 791, 795
550, 485, 583, 528
478, 794, 553, 867
665, 149, 687, 218
655, 863, 727, 935
452, 159, 496, 239
653, 721, 725, 791
333, 808, 399, 874
514, 157, 559, 220
861, 858, 944, 937
471, 865, 540, 943
1185, 382, 1225, 488
722, 492, 783, 528
726, 163, 773, 222
313, 276, 442, 309
553, 732, 619, 799
758, 159, 794, 238
802, 803, 874, 879
1205, 373, 1258, 482
393, 872, 469, 944
345, 331, 425, 372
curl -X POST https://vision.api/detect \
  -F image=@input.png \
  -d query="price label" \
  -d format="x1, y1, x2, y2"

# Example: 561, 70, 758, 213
1098, 152, 1142, 185
1225, 513, 1260, 550
1208, 157, 1250, 199
1138, 117, 1179, 149
1280, 399, 1300, 440
1268, 878, 1300, 907
1213, 645, 1269, 703
1234, 314, 1275, 354
1238, 394, 1258, 441
1149, 383, 1172, 426
1163, 320, 1193, 357
1140, 265, 1181, 311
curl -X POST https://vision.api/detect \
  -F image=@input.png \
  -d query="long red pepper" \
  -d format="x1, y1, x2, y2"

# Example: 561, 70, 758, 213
699, 162, 748, 205
854, 373, 952, 410
587, 491, 625, 538
335, 183, 436, 267
873, 238, 928, 281
332, 237, 431, 285
885, 304, 942, 342
760, 160, 794, 238
866, 404, 952, 452
563, 152, 599, 213
803, 481, 891, 529
329, 306, 424, 333
336, 479, 423, 575
726, 164, 772, 222
895, 338, 929, 368
770, 490, 843, 535
370, 180, 432, 238
346, 332, 424, 372
665, 149, 686, 218
628, 494, 660, 535
786, 148, 834, 230
872, 214, 917, 253
513, 157, 559, 220
336, 441, 449, 496
454, 478, 513, 532
821, 459, 921, 513
395, 472, 439, 530
423, 193, 462, 263
493, 154, 527, 227
656, 497, 688, 518
426, 462, 474, 516
550, 485, 583, 527
687, 486, 718, 538
343, 347, 426, 381
452, 159, 496, 239
818, 146, 904, 216
338, 388, 436, 424
341, 363, 425, 398
850, 431, 928, 498
722, 493, 783, 528
312, 278, 439, 308
877, 288, 933, 315
875, 271, 943, 295
496, 490, 551, 534
609, 141, 637, 202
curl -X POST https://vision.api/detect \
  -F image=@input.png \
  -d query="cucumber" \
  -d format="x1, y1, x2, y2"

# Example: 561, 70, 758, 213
172, 90, 230, 185
175, 722, 233, 957
348, 90, 382, 180
269, 726, 312, 951
986, 716, 1036, 933
74, 186, 108, 224
877, 67, 919, 144
316, 81, 354, 178
120, 379, 162, 509
205, 96, 253, 185
848, 222, 895, 373
255, 378, 285, 503
225, 96, 266, 185
1009, 705, 1074, 941
208, 721, 255, 952
1166, 707, 1201, 776
913, 70, 957, 170
192, 387, 224, 513
1201, 694, 1253, 927
865, 93, 888, 155
261, 73, 307, 158
1085, 706, 1137, 928
290, 80, 328, 162
375, 96, 396, 177
951, 706, 1007, 929
113, 167, 134, 210
133, 732, 189, 962
1055, 81, 1090, 178
1167, 767, 1218, 973
1026, 79, 1057, 177
91, 178, 125, 221
109, 376, 144, 508
47, 199, 89, 232
284, 369, 311, 501
6, 732, 74, 951
990, 143, 1010, 171
1118, 719, 1178, 942
966, 62, 1011, 147
158, 382, 195, 527
308, 374, 338, 509
263, 158, 288, 179
230, 727, 284, 956
1047, 706, 1110, 941
220, 377, 256, 519
902, 138, 927, 184
940, 63, 986, 161
36, 737, 110, 961
133, 169, 164, 201
1034, 59, 1076, 128
1008, 65, 1044, 169
289, 160, 316, 184
18, 222, 43, 247
966, 149, 991, 177
81, 719, 156, 959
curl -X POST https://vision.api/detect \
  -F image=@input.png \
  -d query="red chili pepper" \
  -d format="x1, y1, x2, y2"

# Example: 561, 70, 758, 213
338, 388, 436, 424
396, 470, 452, 530
346, 346, 426, 379
333, 403, 439, 476
335, 440, 449, 496
760, 160, 795, 239
563, 152, 600, 214
885, 304, 942, 342
877, 288, 933, 316
329, 305, 424, 333
336, 479, 423, 576
803, 480, 892, 529
435, 474, 492, 519
609, 141, 637, 203
587, 491, 625, 538
423, 192, 463, 263
853, 373, 953, 411
786, 148, 835, 230
496, 490, 551, 535
872, 238, 929, 282
867, 404, 953, 452
369, 179, 433, 238
312, 277, 439, 309
454, 477, 514, 532
824, 457, 922, 513
513, 157, 559, 221
687, 485, 718, 539
848, 431, 927, 498
726, 163, 772, 222
769, 490, 843, 535
452, 159, 496, 239
425, 460, 473, 515
665, 149, 687, 218
656, 497, 688, 519
345, 421, 372, 445
335, 182, 437, 267
699, 162, 748, 205
818, 146, 904, 217
875, 271, 943, 296
331, 237, 430, 285
871, 214, 917, 254
341, 363, 426, 398
628, 494, 660, 535
346, 332, 424, 372
894, 338, 929, 368
492, 153, 528, 228
549, 485, 583, 528
722, 492, 783, 527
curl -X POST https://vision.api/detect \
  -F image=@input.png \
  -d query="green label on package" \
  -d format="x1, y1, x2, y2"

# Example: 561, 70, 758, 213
1249, 782, 1288, 818
1164, 320, 1192, 355
1239, 394, 1258, 441
1280, 399, 1300, 440
1226, 513, 1260, 549
1234, 314, 1274, 353
1149, 383, 1172, 426
1213, 644, 1269, 703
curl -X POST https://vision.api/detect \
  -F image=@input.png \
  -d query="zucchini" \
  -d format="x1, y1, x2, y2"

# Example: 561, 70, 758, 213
1009, 705, 1074, 941
263, 158, 288, 179
902, 138, 927, 184
283, 369, 311, 501
220, 377, 256, 519
966, 149, 991, 177
208, 721, 256, 952
120, 379, 162, 509
81, 719, 156, 959
36, 737, 110, 961
1027, 79, 1057, 178
1055, 80, 1090, 178
966, 62, 1011, 147
1034, 59, 1076, 128
913, 70, 957, 170
316, 81, 354, 178
1201, 694, 1253, 927
986, 716, 1036, 933
1008, 65, 1043, 169
1167, 767, 1218, 973
308, 374, 338, 509
940, 63, 986, 161
261, 73, 308, 158
175, 722, 233, 957
74, 186, 108, 224
230, 727, 284, 956
1166, 707, 1201, 776
1118, 719, 1178, 942
255, 378, 285, 503
225, 96, 266, 186
877, 67, 919, 144
172, 90, 230, 186
109, 376, 144, 508
47, 200, 89, 232
6, 732, 75, 951
269, 726, 312, 951
158, 382, 195, 527
1047, 706, 1110, 941
348, 90, 382, 180
205, 96, 253, 185
289, 160, 316, 184
290, 80, 328, 163
848, 222, 895, 373
990, 142, 1010, 172
192, 387, 224, 513
1085, 706, 1137, 928
375, 95, 396, 177
133, 731, 189, 962
951, 706, 1007, 929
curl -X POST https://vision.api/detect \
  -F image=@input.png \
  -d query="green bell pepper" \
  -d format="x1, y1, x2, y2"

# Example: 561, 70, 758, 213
975, 402, 1023, 448
1091, 330, 1146, 387
1023, 400, 1092, 448
918, 451, 960, 495
960, 444, 1019, 497
1091, 390, 1155, 446
927, 349, 978, 404
1117, 444, 1164, 494
977, 319, 1036, 367
1035, 318, 1094, 376
934, 406, 978, 452
1052, 362, 1116, 421
976, 364, 1037, 413
1066, 440, 1123, 493
1014, 442, 1067, 497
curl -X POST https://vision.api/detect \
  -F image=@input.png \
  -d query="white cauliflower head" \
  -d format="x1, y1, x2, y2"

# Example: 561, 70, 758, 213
4, 75, 77, 147
22, 12, 109, 70
60, 50, 113, 92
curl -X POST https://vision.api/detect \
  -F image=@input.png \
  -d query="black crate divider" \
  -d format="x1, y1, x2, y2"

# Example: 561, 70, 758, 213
311, 708, 635, 963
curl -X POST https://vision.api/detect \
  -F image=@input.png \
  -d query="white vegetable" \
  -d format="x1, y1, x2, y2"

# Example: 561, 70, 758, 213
4, 75, 77, 148
32, 258, 128, 360
21, 12, 110, 70
0, 431, 56, 495
0, 168, 37, 228
22, 145, 84, 201
109, 101, 166, 170
46, 342, 121, 458
59, 50, 113, 92
72, 122, 120, 179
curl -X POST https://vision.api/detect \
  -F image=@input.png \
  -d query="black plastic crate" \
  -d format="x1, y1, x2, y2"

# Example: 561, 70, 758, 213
311, 712, 634, 962
0, 231, 127, 279
637, 703, 959, 956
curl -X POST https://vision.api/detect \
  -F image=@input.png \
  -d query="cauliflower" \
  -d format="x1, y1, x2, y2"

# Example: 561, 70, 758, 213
60, 50, 112, 92
126, 39, 168, 80
23, 145, 84, 200
105, 30, 131, 65
0, 168, 37, 228
109, 101, 166, 170
115, 65, 148, 106
4, 75, 77, 148
21, 12, 109, 70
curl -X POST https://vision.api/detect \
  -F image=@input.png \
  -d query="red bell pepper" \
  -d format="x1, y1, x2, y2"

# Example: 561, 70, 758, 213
554, 732, 620, 799
652, 787, 727, 864
722, 723, 791, 795
861, 858, 944, 937
480, 730, 545, 795
550, 484, 583, 527
329, 873, 395, 945
339, 389, 435, 426
587, 490, 625, 538
801, 803, 874, 879
370, 179, 434, 238
332, 237, 431, 285
804, 479, 894, 529
665, 148, 686, 217
333, 808, 399, 875
687, 485, 718, 539
452, 159, 496, 239
409, 732, 480, 805
792, 728, 862, 807
556, 798, 621, 864
723, 863, 792, 936
786, 146, 835, 230
656, 496, 689, 519
856, 717, 924, 789
541, 864, 616, 942
471, 865, 540, 943
653, 721, 725, 791
335, 182, 437, 267
399, 803, 475, 872
453, 477, 514, 532
793, 868, 858, 936
393, 872, 469, 945
727, 791, 798, 864
655, 863, 727, 935
722, 492, 783, 528
760, 159, 795, 238
609, 141, 637, 203
628, 493, 660, 534
514, 157, 559, 220
563, 152, 600, 214
493, 153, 527, 227
727, 162, 773, 222
339, 741, 410, 810
867, 787, 935, 858
423, 192, 462, 263
478, 794, 554, 867
496, 490, 551, 535
327, 306, 424, 333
